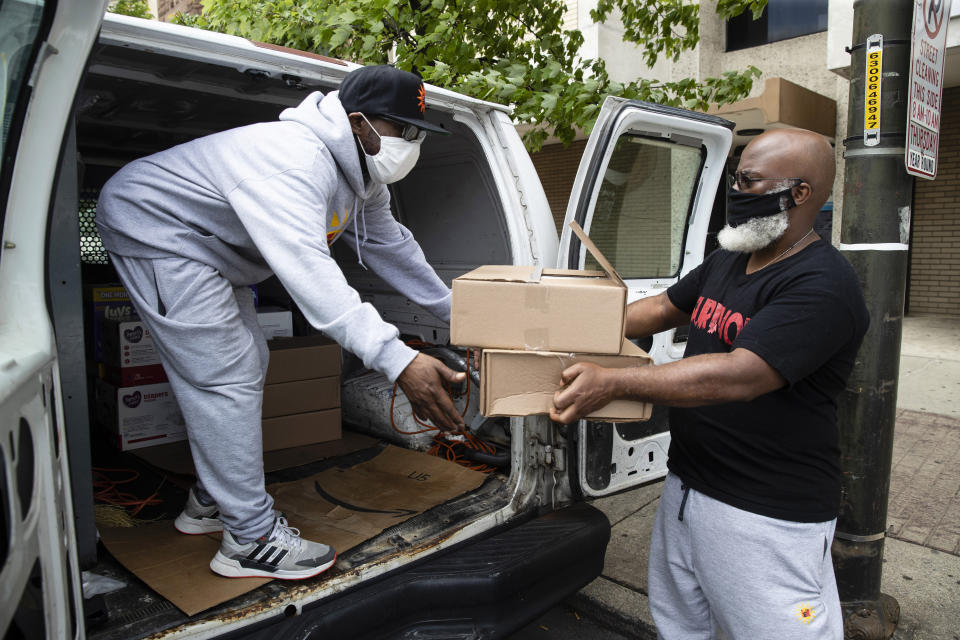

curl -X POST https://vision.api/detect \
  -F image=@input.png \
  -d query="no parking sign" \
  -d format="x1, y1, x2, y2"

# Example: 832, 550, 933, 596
906, 0, 952, 179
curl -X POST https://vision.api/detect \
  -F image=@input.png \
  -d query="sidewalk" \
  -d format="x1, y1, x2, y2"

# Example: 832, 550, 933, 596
569, 315, 960, 639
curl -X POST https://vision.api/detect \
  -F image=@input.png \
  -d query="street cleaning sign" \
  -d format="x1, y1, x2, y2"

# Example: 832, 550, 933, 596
906, 0, 952, 179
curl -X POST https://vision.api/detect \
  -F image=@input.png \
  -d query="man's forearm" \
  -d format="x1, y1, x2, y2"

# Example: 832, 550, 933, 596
613, 350, 785, 407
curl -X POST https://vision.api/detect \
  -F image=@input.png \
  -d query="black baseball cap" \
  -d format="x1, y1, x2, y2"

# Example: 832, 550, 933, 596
339, 65, 448, 135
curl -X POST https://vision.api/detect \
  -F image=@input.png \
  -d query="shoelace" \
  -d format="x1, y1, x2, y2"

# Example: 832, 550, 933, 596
270, 517, 303, 553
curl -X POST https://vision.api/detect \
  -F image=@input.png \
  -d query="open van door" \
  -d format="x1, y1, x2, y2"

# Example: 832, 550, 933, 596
557, 96, 733, 497
0, 1, 107, 637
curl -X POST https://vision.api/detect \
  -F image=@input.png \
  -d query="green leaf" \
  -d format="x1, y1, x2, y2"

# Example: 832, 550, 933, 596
186, 0, 765, 151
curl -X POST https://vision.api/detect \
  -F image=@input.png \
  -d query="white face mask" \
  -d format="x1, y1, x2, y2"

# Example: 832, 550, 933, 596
358, 114, 423, 184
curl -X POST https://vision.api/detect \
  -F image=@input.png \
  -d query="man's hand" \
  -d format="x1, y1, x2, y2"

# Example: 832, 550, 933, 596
397, 353, 467, 431
549, 363, 619, 424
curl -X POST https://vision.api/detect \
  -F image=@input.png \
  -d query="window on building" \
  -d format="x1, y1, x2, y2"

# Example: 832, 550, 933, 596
726, 0, 828, 51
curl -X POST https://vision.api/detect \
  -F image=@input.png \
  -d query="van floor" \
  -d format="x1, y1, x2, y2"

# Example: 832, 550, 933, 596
85, 434, 509, 640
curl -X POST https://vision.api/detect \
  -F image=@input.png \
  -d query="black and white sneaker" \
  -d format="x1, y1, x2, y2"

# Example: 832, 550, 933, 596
174, 487, 223, 534
209, 517, 337, 580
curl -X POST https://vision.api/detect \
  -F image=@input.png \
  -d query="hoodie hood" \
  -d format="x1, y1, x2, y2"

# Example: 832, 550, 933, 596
279, 90, 367, 198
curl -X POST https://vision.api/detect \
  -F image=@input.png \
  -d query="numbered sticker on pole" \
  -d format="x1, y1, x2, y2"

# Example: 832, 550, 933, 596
864, 34, 883, 146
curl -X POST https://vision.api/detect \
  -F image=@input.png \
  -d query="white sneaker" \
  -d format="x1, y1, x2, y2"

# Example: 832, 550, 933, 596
174, 487, 223, 534
209, 517, 337, 580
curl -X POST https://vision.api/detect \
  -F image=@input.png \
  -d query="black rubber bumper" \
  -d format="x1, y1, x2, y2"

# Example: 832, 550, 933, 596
227, 502, 611, 640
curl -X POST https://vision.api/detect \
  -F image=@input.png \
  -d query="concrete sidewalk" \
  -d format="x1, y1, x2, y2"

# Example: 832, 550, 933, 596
568, 315, 960, 639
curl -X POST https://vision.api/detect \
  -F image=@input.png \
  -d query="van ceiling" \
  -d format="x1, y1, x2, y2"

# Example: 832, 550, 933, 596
77, 43, 326, 164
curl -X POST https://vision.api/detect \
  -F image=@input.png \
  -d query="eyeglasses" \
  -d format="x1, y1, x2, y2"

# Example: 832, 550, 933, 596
728, 171, 804, 191
384, 118, 426, 142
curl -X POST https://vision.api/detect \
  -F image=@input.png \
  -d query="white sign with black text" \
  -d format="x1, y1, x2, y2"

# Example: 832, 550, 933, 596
906, 0, 952, 179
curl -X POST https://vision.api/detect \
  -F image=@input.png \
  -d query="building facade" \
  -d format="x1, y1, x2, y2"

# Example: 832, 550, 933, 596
145, 0, 202, 21
532, 1, 960, 316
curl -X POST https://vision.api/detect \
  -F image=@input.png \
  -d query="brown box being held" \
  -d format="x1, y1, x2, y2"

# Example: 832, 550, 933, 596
451, 221, 627, 355
265, 335, 341, 384
480, 338, 653, 422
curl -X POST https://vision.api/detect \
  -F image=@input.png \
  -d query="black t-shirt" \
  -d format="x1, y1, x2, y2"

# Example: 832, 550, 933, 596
665, 239, 869, 522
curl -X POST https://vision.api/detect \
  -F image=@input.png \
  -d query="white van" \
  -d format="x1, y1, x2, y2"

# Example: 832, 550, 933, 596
0, 2, 733, 638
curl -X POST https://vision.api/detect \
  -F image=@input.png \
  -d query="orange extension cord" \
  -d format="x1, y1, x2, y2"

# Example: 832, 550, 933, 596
389, 346, 498, 473
92, 467, 165, 516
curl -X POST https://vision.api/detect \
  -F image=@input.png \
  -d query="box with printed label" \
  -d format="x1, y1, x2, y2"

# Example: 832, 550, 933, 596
95, 379, 187, 450
89, 285, 136, 361
101, 363, 168, 387
451, 222, 626, 354
262, 376, 340, 418
262, 409, 341, 451
265, 335, 341, 384
256, 307, 294, 340
479, 338, 653, 422
102, 318, 161, 369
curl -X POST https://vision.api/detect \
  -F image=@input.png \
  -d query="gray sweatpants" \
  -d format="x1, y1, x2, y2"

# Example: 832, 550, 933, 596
649, 473, 842, 640
110, 254, 276, 542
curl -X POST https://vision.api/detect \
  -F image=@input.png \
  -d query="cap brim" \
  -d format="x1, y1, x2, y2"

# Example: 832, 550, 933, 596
383, 114, 450, 135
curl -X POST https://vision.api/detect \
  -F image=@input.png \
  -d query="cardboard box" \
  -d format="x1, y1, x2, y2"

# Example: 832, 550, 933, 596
256, 307, 293, 340
101, 362, 168, 387
95, 379, 187, 450
262, 376, 340, 418
90, 285, 136, 361
266, 335, 341, 384
451, 222, 626, 354
480, 339, 653, 422
102, 318, 161, 368
262, 409, 341, 451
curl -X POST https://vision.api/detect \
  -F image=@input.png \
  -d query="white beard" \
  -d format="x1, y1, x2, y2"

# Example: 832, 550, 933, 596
717, 211, 789, 253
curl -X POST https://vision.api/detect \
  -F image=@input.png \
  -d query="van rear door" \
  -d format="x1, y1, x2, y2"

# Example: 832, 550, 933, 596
0, 1, 107, 637
557, 96, 733, 497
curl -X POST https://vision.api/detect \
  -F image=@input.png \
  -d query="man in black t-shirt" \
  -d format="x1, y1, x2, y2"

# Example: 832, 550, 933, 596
551, 129, 868, 639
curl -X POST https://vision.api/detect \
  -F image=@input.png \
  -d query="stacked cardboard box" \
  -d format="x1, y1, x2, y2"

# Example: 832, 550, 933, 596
90, 286, 186, 450
262, 335, 342, 450
94, 378, 187, 450
451, 222, 652, 422
101, 317, 167, 386
256, 307, 293, 340
90, 285, 136, 362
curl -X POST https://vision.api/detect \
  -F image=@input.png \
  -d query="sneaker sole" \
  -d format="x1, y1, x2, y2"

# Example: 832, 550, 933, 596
209, 552, 337, 580
174, 514, 223, 535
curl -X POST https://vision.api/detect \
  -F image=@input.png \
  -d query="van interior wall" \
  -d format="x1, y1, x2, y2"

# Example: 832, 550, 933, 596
70, 48, 513, 463
75, 44, 513, 345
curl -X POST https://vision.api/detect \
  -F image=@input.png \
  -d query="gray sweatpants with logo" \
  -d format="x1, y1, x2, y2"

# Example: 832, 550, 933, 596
110, 254, 276, 543
649, 473, 842, 640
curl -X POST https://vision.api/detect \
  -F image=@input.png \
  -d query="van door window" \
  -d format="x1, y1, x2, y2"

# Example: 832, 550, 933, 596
583, 135, 703, 278
0, 0, 51, 219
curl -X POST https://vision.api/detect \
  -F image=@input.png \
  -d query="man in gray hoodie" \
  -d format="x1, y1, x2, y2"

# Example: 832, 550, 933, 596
96, 65, 464, 580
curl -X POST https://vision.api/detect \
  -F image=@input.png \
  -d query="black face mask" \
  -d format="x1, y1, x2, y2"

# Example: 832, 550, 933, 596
726, 186, 797, 228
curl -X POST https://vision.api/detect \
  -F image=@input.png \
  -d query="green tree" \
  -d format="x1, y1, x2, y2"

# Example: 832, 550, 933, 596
107, 0, 155, 20
176, 0, 766, 150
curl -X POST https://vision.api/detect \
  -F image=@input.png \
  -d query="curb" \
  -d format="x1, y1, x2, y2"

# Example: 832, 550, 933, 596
566, 577, 658, 640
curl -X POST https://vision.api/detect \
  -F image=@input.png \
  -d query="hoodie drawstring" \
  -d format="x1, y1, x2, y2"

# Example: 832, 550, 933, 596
353, 195, 368, 270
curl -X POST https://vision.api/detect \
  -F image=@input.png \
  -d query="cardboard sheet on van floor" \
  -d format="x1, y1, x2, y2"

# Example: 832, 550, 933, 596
99, 446, 487, 615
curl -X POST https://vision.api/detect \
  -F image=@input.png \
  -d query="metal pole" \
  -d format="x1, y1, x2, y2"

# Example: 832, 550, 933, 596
835, 1, 914, 638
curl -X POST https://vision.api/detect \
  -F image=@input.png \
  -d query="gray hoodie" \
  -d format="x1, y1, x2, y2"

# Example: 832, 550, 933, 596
96, 91, 451, 382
